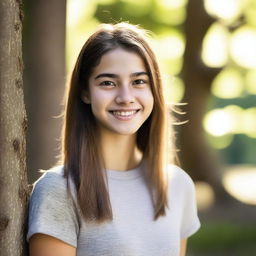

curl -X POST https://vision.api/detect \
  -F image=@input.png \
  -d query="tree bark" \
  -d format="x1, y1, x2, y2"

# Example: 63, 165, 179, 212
179, 0, 225, 199
0, 1, 29, 255
23, 0, 66, 183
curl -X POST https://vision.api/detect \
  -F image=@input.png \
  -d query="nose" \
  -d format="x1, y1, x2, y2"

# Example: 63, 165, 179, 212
115, 85, 135, 104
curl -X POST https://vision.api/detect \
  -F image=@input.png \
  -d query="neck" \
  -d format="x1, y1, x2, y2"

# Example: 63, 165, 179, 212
99, 131, 143, 171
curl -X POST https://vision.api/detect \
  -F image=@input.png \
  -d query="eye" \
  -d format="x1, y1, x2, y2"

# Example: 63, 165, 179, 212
100, 81, 115, 87
132, 79, 147, 86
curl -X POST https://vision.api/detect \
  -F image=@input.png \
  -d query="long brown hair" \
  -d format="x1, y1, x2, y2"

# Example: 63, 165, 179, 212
62, 23, 175, 222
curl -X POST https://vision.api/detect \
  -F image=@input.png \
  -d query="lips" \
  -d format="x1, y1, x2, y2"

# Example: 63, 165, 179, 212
109, 109, 140, 120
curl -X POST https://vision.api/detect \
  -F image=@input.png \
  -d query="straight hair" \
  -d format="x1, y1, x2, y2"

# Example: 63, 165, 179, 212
61, 23, 176, 222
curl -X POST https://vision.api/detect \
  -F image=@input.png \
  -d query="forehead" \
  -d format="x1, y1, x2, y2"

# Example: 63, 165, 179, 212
91, 48, 147, 76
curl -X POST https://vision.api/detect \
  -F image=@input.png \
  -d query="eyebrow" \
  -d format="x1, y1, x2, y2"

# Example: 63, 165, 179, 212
94, 71, 149, 80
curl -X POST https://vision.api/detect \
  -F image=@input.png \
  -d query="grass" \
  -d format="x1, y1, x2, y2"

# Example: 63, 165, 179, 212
187, 220, 256, 256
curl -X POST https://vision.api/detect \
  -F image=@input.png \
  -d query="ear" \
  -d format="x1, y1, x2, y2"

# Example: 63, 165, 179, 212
81, 90, 91, 104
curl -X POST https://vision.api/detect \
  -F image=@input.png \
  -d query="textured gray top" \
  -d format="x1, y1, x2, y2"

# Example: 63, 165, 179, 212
27, 164, 200, 256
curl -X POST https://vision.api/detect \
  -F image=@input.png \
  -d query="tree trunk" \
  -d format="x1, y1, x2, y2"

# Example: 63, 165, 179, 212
0, 1, 29, 255
23, 0, 66, 183
179, 0, 226, 200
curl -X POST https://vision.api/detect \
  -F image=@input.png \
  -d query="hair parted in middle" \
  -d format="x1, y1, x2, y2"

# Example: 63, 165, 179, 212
62, 22, 176, 222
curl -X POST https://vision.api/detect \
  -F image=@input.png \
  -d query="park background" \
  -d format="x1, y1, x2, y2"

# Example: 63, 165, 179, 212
4, 0, 256, 255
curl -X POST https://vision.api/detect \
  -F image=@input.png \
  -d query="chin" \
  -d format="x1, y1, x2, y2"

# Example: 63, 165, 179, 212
113, 129, 138, 136
98, 122, 142, 136
109, 126, 140, 136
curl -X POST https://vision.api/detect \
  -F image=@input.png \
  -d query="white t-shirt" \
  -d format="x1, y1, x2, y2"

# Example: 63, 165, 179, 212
27, 164, 200, 256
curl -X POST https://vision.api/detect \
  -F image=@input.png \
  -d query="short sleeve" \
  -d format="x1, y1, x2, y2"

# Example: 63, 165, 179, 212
179, 171, 201, 239
27, 168, 79, 247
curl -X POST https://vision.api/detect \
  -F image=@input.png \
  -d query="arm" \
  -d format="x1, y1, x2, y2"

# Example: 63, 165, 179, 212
27, 171, 79, 253
29, 234, 76, 256
179, 239, 187, 256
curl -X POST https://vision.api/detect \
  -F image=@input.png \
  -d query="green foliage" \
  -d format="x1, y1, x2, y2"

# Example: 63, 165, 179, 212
188, 221, 256, 256
66, 0, 256, 166
94, 0, 184, 32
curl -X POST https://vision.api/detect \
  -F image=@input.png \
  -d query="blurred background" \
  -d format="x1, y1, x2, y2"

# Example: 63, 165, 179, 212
22, 0, 256, 255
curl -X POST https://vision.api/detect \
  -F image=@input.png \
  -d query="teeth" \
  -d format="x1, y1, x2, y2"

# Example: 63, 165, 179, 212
112, 110, 137, 116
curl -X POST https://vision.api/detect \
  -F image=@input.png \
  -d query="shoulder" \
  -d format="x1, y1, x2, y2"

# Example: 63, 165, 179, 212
33, 165, 65, 186
30, 165, 67, 199
27, 166, 79, 247
166, 164, 196, 192
166, 166, 201, 238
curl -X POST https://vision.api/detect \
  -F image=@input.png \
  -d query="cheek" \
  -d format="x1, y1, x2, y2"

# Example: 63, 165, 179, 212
90, 90, 110, 112
140, 90, 154, 111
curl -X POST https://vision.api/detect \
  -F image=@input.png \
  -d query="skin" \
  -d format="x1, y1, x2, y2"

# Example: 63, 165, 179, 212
29, 234, 76, 256
180, 239, 187, 256
29, 235, 186, 256
82, 48, 154, 170
29, 48, 188, 255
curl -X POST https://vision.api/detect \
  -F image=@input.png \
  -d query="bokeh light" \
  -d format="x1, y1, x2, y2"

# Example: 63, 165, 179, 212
204, 0, 249, 22
203, 106, 242, 136
151, 31, 185, 75
123, 0, 151, 17
223, 165, 256, 205
153, 5, 186, 26
66, 0, 99, 71
245, 69, 256, 94
204, 109, 231, 136
158, 0, 188, 9
155, 32, 185, 60
154, 0, 187, 25
204, 105, 256, 140
230, 26, 256, 69
201, 22, 229, 67
211, 68, 244, 98
243, 108, 256, 138
245, 4, 256, 26
163, 76, 185, 103
195, 182, 215, 210
67, 0, 94, 27
206, 133, 234, 149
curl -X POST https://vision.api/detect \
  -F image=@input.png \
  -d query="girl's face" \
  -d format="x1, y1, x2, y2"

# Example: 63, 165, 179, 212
83, 48, 154, 136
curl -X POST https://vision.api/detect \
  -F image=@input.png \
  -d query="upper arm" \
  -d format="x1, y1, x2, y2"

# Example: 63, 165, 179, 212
29, 234, 76, 256
179, 239, 187, 256
27, 172, 79, 247
178, 169, 200, 238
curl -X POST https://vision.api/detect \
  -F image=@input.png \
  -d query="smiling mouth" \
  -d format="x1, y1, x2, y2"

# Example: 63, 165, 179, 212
109, 109, 140, 119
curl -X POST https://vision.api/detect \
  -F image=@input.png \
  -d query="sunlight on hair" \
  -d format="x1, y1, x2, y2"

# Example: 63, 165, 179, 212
211, 68, 244, 98
204, 0, 248, 21
195, 182, 215, 210
230, 26, 256, 69
245, 69, 256, 94
223, 165, 256, 205
201, 23, 229, 68
204, 106, 242, 136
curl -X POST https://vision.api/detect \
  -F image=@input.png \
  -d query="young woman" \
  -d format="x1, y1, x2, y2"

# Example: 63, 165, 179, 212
27, 22, 200, 256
